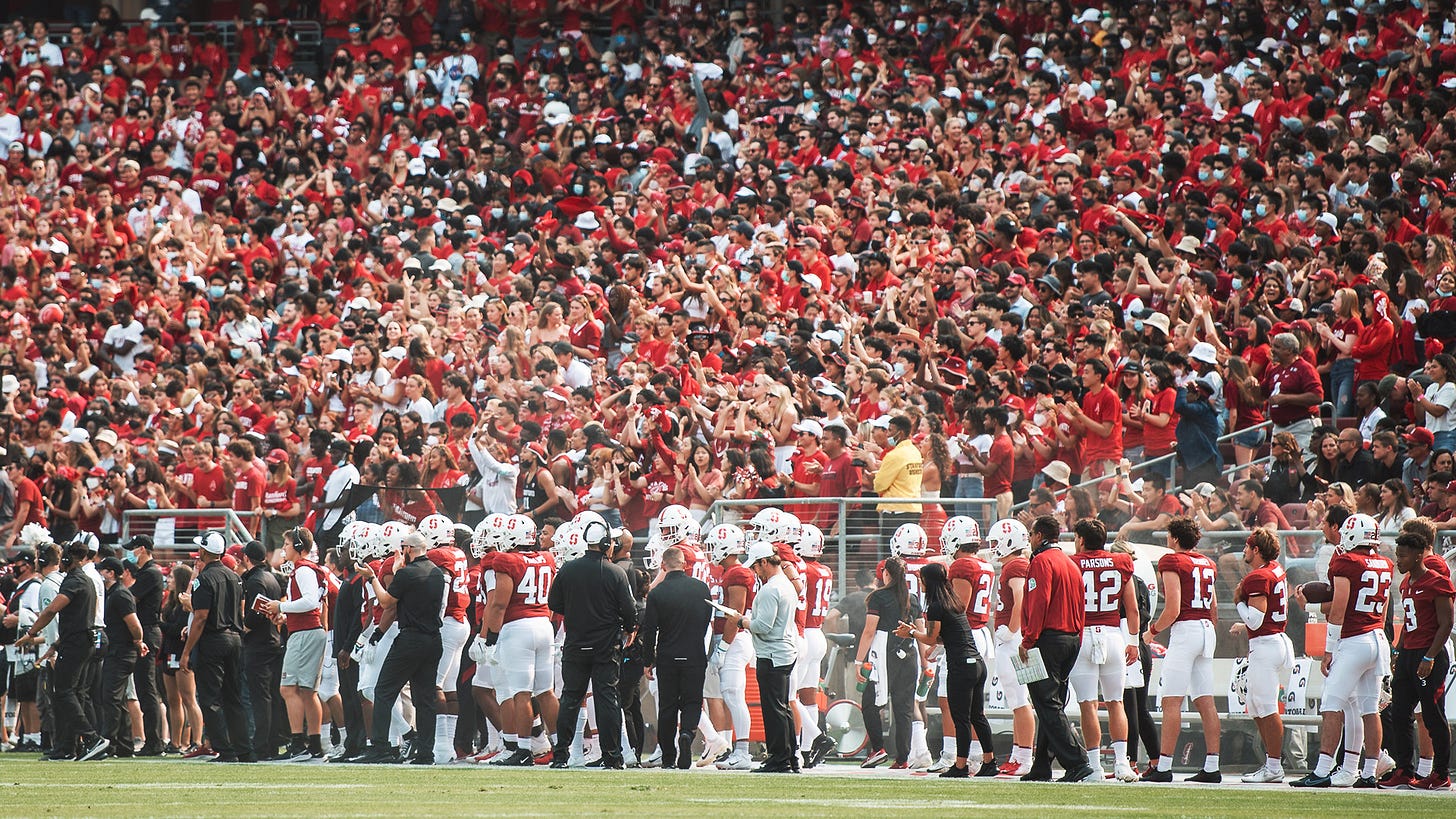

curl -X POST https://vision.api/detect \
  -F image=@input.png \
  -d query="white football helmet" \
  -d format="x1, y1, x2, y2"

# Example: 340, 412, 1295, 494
471, 517, 501, 559
986, 519, 1030, 560
746, 508, 784, 543
940, 516, 983, 555
575, 510, 614, 549
379, 521, 413, 555
890, 523, 928, 558
643, 533, 667, 571
553, 519, 588, 562
795, 523, 825, 559
657, 504, 698, 547
506, 514, 538, 550
704, 523, 748, 564
418, 514, 455, 548
776, 511, 802, 545
1339, 513, 1381, 553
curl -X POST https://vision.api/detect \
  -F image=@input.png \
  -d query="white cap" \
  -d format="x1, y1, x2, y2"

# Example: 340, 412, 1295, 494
575, 211, 601, 231
407, 157, 428, 176
1077, 8, 1101, 23
430, 258, 453, 271
792, 419, 824, 438
867, 415, 892, 430
1190, 341, 1218, 364
543, 100, 573, 127
1316, 212, 1339, 231
802, 272, 822, 292
745, 541, 778, 566
1, 374, 16, 395
816, 384, 847, 402
382, 346, 407, 360
194, 531, 227, 555
812, 329, 843, 346
327, 348, 353, 363
436, 197, 459, 213
402, 257, 424, 270
63, 428, 90, 444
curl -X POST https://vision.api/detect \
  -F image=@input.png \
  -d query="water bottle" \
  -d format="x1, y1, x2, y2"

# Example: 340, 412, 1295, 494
915, 666, 936, 702
855, 661, 873, 692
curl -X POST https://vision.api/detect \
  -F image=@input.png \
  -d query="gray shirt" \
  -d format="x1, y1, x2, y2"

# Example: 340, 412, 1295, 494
748, 572, 798, 667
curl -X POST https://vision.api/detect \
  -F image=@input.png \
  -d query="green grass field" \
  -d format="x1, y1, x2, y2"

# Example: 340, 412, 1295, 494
0, 758, 1448, 817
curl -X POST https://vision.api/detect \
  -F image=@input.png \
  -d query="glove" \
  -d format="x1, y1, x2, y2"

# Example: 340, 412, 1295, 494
468, 636, 489, 663
708, 639, 728, 671
482, 643, 498, 668
994, 625, 1015, 646
350, 627, 373, 663
369, 629, 385, 646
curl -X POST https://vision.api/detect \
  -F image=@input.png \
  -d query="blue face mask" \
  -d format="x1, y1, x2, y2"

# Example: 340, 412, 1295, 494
1241, 208, 1252, 221
1297, 208, 1310, 222
209, 285, 226, 299
1206, 217, 1218, 231
1377, 67, 1389, 78
1237, 146, 1249, 160
1357, 35, 1371, 48
1213, 168, 1227, 180
402, 205, 415, 218
967, 112, 978, 124
103, 64, 114, 75
462, 33, 472, 43
539, 142, 552, 152
803, 88, 813, 100
1421, 194, 1431, 208
1255, 203, 1268, 217
354, 74, 367, 85
423, 97, 437, 108
1198, 169, 1211, 182
1150, 72, 1162, 83
850, 72, 862, 83
915, 23, 929, 35
414, 58, 427, 69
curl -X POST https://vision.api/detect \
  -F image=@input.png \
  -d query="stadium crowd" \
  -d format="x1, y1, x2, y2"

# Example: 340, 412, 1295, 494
0, 0, 1452, 789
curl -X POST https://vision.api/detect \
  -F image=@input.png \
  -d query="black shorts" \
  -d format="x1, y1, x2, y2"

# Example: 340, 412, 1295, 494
10, 668, 38, 702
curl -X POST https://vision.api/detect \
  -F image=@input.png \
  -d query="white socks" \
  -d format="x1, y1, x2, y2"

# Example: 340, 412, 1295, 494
434, 714, 458, 762
1315, 753, 1335, 777
1156, 755, 1172, 773
1013, 745, 1032, 765
1343, 751, 1360, 774
797, 703, 820, 750
942, 736, 956, 757
909, 721, 928, 757
1362, 757, 1377, 779
1204, 754, 1219, 773
1112, 740, 1127, 764
1267, 755, 1284, 774
1419, 757, 1434, 777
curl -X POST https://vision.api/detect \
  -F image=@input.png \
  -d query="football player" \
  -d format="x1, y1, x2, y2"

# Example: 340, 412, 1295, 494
712, 523, 757, 770
988, 519, 1036, 775
940, 516, 997, 775
359, 521, 413, 749
888, 522, 934, 770
1230, 529, 1294, 784
1142, 517, 1221, 783
795, 523, 837, 768
1068, 519, 1140, 782
419, 514, 472, 763
1382, 531, 1454, 790
695, 523, 737, 766
482, 513, 559, 766
466, 514, 508, 762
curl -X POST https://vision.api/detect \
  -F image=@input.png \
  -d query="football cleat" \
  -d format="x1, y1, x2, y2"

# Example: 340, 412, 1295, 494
1140, 767, 1173, 783
861, 748, 888, 768
716, 749, 753, 771
928, 752, 955, 774
908, 750, 934, 771
1241, 766, 1285, 783
1115, 761, 1139, 782
1187, 769, 1222, 784
1289, 771, 1331, 787
1411, 773, 1451, 790
1329, 767, 1357, 787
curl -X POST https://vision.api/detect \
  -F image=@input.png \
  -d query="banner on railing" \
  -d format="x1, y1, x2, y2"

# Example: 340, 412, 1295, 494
327, 484, 467, 533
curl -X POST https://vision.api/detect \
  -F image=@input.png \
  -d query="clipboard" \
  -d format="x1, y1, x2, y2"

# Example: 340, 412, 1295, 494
1010, 647, 1049, 684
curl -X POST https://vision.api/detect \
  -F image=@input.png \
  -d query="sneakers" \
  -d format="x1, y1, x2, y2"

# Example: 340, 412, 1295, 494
1060, 764, 1098, 783
1140, 767, 1173, 783
1329, 767, 1358, 787
975, 761, 999, 777
1115, 762, 1139, 782
908, 750, 934, 771
1411, 773, 1452, 790
860, 748, 888, 769
928, 752, 955, 774
1289, 771, 1332, 788
696, 737, 730, 767
1378, 768, 1418, 789
888, 761, 909, 770
78, 737, 111, 762
939, 764, 970, 778
1375, 750, 1396, 778
489, 748, 534, 767
716, 749, 754, 771
533, 752, 553, 766
806, 734, 835, 769
286, 745, 315, 763
580, 740, 602, 767
642, 748, 662, 768
1353, 776, 1379, 789
1241, 766, 1285, 783
1187, 770, 1222, 784
1085, 764, 1106, 782
998, 759, 1031, 776
182, 745, 217, 760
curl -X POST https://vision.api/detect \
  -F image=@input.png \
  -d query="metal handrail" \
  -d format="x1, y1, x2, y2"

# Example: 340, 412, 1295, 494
121, 508, 261, 552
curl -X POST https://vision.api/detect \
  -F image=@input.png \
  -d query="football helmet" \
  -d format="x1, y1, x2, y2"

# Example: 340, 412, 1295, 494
506, 514, 538, 550
418, 514, 455, 547
1339, 513, 1381, 553
643, 533, 667, 571
776, 511, 803, 545
890, 523, 928, 558
378, 521, 412, 555
553, 519, 588, 562
471, 517, 501, 559
657, 504, 698, 547
940, 516, 983, 555
986, 519, 1030, 560
746, 508, 784, 543
795, 523, 825, 559
704, 523, 748, 564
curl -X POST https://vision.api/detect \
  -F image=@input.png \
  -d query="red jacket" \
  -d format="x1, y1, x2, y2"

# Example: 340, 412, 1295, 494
1021, 544, 1086, 650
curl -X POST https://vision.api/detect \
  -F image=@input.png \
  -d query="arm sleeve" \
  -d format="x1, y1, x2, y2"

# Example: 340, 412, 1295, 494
1236, 601, 1265, 630
279, 566, 323, 613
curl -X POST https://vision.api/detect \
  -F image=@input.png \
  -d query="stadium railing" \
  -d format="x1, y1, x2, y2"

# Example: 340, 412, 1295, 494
120, 507, 262, 556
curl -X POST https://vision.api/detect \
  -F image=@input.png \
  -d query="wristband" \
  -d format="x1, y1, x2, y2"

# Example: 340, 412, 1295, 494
1424, 656, 1435, 663
1325, 622, 1341, 654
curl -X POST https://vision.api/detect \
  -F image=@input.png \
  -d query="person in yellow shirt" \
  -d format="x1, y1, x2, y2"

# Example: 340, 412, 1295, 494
862, 415, 923, 557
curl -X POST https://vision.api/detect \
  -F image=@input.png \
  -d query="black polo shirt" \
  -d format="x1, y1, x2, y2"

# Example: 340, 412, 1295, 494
57, 569, 97, 642
388, 553, 445, 636
640, 570, 712, 666
240, 565, 282, 648
104, 583, 138, 649
129, 558, 165, 628
192, 559, 242, 636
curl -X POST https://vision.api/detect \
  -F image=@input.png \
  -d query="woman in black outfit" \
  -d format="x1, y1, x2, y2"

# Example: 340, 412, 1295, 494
853, 557, 920, 768
897, 562, 991, 777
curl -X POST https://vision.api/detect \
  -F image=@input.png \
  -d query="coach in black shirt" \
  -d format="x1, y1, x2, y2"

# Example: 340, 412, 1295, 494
548, 511, 636, 769
180, 531, 253, 762
330, 548, 368, 759
239, 540, 283, 759
639, 546, 711, 769
359, 532, 445, 764
123, 535, 166, 756
99, 557, 146, 757
23, 542, 107, 761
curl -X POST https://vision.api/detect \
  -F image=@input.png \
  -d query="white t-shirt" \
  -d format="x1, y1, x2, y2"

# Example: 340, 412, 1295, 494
319, 462, 360, 530
102, 319, 144, 373
1425, 381, 1456, 433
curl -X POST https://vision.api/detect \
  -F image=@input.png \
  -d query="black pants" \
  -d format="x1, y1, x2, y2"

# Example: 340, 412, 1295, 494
101, 647, 137, 752
945, 653, 991, 760
555, 645, 623, 764
1029, 630, 1087, 773
338, 653, 366, 754
1123, 640, 1157, 763
756, 658, 795, 768
51, 635, 97, 754
1387, 647, 1452, 776
243, 641, 283, 757
371, 630, 442, 759
194, 632, 250, 758
861, 636, 917, 762
655, 661, 706, 769
133, 625, 163, 750
619, 659, 645, 756
80, 634, 103, 733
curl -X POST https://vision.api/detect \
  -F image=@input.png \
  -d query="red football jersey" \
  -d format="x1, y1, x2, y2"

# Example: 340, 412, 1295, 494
494, 550, 557, 623
1072, 549, 1135, 628
681, 543, 712, 585
996, 556, 1031, 627
426, 546, 471, 621
778, 543, 808, 632
948, 556, 995, 629
707, 562, 726, 636
284, 559, 326, 633
1329, 550, 1394, 638
1238, 561, 1289, 639
903, 557, 933, 613
721, 563, 757, 620
1400, 568, 1456, 650
803, 559, 834, 630
1157, 550, 1218, 622
1425, 553, 1452, 576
